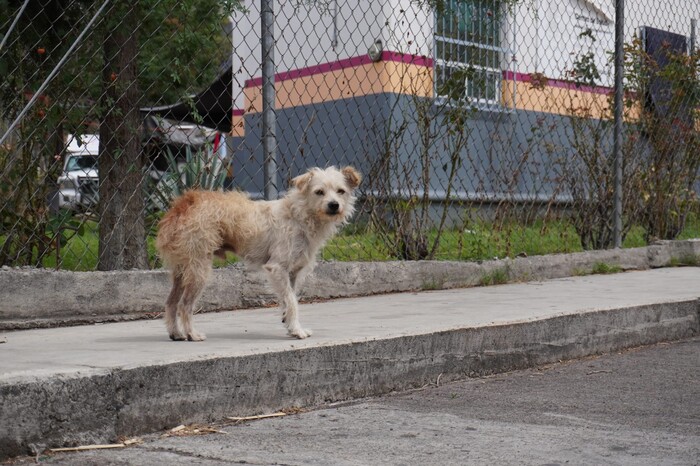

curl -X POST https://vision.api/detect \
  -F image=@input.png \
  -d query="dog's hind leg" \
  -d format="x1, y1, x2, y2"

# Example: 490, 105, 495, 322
178, 260, 211, 341
165, 269, 186, 341
264, 263, 312, 339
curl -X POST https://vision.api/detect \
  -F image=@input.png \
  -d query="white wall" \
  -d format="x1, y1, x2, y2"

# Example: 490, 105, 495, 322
230, 0, 391, 110
515, 0, 700, 86
626, 0, 700, 38
385, 1, 433, 56
513, 0, 615, 85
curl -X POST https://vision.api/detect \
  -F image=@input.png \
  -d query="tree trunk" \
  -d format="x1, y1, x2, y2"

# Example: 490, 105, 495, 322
98, 1, 148, 270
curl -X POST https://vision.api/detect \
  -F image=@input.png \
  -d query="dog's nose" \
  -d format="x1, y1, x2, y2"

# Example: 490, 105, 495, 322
328, 201, 339, 213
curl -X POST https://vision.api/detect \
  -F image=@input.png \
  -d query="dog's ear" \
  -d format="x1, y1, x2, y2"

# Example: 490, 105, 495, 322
341, 166, 362, 189
291, 171, 313, 191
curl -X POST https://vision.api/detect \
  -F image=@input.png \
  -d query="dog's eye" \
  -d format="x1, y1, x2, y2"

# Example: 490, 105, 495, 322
337, 189, 346, 195
314, 189, 324, 196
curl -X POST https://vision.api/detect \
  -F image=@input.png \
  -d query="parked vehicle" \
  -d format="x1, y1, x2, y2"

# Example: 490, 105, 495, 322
56, 117, 228, 212
57, 134, 99, 211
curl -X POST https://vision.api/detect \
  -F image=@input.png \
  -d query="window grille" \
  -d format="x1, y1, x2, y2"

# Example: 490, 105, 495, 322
435, 0, 506, 108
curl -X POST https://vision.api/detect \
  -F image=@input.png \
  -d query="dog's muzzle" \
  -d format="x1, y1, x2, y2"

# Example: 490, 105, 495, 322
326, 201, 340, 215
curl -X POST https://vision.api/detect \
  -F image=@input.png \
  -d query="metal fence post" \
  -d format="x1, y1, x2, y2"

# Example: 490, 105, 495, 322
612, 0, 625, 248
261, 0, 278, 200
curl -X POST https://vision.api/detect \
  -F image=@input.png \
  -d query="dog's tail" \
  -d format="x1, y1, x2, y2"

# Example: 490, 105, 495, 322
156, 191, 199, 269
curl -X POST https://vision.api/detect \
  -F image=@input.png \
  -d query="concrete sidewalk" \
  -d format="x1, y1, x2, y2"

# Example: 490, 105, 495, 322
1, 267, 699, 459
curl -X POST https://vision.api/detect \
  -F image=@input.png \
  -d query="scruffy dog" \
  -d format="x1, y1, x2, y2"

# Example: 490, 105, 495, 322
156, 166, 361, 341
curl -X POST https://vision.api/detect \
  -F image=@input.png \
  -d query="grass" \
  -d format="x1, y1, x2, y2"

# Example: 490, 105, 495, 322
677, 215, 700, 239
322, 219, 584, 262
321, 232, 391, 261
439, 219, 582, 260
3, 215, 699, 271
39, 224, 163, 271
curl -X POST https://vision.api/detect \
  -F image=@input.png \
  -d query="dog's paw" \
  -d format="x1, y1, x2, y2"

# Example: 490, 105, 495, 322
186, 331, 207, 342
288, 327, 313, 339
169, 332, 187, 341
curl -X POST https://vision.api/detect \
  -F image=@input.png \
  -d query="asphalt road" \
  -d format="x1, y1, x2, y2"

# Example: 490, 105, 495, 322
7, 337, 700, 466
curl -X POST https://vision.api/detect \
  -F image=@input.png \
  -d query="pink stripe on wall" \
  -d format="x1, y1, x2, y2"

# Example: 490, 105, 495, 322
244, 51, 434, 88
381, 51, 434, 67
243, 51, 608, 96
503, 70, 613, 95
233, 54, 613, 115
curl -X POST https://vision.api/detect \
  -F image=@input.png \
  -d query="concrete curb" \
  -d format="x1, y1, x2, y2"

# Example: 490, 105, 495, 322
1, 298, 698, 459
1, 240, 699, 330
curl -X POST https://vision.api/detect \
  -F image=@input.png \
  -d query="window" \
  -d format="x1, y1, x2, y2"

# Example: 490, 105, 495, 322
435, 0, 505, 107
66, 155, 98, 172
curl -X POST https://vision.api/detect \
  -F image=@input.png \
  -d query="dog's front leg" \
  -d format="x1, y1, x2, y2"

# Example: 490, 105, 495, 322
263, 263, 312, 339
284, 270, 298, 325
284, 268, 305, 324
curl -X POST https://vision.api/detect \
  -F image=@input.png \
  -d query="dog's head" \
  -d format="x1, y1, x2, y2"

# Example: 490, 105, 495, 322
290, 166, 361, 222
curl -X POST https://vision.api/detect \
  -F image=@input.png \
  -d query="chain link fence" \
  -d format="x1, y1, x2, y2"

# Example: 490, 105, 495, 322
1, 0, 699, 270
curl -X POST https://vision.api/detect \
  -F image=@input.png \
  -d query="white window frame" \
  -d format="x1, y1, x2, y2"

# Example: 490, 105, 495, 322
434, 0, 508, 109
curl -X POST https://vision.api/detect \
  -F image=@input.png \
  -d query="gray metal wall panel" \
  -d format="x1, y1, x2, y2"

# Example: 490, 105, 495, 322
233, 93, 603, 203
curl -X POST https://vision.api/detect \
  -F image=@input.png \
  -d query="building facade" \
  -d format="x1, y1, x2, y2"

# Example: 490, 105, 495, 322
227, 0, 699, 202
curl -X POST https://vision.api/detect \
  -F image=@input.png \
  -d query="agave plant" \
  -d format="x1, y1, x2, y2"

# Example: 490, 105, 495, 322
148, 145, 228, 211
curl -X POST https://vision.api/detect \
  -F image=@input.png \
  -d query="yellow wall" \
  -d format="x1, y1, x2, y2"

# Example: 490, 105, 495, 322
235, 57, 630, 136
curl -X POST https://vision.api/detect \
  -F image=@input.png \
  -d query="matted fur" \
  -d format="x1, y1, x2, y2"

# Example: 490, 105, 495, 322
156, 166, 361, 341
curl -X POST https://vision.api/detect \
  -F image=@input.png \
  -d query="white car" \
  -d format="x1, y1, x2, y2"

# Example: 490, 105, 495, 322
57, 134, 99, 211
56, 124, 228, 211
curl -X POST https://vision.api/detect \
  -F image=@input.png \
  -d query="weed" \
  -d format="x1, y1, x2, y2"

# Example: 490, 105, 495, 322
590, 262, 622, 275
421, 280, 443, 291
668, 254, 700, 267
479, 267, 509, 286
